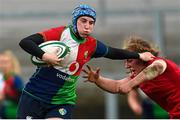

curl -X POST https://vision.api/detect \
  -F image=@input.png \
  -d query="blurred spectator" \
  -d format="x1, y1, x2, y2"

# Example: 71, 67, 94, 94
0, 50, 24, 119
127, 89, 169, 119
0, 54, 5, 102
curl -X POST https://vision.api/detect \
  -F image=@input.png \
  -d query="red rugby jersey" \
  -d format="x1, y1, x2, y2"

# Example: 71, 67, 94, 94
139, 57, 180, 118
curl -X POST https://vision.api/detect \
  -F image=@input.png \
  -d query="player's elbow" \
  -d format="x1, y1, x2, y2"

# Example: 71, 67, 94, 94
114, 83, 121, 93
115, 85, 128, 94
19, 38, 24, 47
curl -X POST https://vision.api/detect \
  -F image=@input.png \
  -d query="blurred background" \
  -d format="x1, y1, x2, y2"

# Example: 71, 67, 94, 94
0, 0, 180, 119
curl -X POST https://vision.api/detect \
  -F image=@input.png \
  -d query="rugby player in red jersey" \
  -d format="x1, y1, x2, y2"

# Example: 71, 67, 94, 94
83, 36, 180, 119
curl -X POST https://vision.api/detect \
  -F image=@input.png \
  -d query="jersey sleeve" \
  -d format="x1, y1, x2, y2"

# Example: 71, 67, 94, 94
92, 40, 108, 58
39, 26, 66, 41
92, 40, 139, 60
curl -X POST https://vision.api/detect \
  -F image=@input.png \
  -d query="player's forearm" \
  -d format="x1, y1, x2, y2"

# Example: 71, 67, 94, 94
19, 34, 45, 58
129, 63, 163, 88
128, 90, 142, 115
105, 47, 139, 60
95, 76, 119, 93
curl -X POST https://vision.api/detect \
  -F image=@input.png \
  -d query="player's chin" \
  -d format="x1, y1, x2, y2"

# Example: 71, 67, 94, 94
80, 34, 89, 38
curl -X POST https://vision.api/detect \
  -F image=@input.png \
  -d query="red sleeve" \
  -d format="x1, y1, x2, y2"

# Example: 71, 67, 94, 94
38, 26, 66, 41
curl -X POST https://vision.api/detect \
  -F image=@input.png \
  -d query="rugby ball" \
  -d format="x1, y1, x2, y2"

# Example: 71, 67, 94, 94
31, 41, 70, 66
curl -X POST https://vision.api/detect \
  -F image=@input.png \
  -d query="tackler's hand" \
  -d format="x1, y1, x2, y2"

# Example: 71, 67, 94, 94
82, 65, 100, 83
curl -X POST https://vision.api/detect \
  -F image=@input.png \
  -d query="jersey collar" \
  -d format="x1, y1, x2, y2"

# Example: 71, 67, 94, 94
68, 25, 86, 44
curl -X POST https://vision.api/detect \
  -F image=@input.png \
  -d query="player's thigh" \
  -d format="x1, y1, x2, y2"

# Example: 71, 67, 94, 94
45, 104, 74, 119
17, 91, 45, 119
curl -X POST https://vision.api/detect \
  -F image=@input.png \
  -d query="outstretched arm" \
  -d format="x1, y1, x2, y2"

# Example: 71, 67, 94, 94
92, 40, 154, 61
82, 65, 130, 94
105, 47, 154, 61
119, 59, 167, 93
